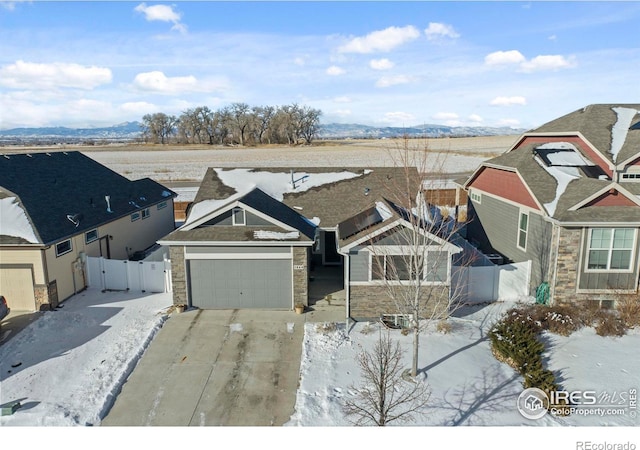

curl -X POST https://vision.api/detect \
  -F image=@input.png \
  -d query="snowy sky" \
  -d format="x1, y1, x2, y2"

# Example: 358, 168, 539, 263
1, 1, 639, 129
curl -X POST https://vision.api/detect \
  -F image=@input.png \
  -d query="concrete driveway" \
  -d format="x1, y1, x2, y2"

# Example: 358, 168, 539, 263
101, 307, 343, 426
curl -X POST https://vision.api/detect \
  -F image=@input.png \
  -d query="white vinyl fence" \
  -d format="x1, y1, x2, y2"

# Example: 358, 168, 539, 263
87, 256, 172, 293
452, 260, 531, 303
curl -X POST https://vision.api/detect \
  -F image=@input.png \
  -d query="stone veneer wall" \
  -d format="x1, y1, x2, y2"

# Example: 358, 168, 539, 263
169, 246, 187, 306
551, 227, 638, 306
34, 284, 49, 311
293, 247, 309, 307
349, 284, 450, 320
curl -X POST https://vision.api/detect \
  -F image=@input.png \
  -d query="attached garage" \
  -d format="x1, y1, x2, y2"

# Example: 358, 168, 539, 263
0, 267, 36, 311
188, 259, 292, 309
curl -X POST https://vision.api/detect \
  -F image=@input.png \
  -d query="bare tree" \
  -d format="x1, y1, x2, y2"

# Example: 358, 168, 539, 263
229, 102, 252, 146
252, 105, 275, 144
298, 105, 322, 145
344, 330, 430, 426
369, 137, 474, 378
141, 112, 177, 144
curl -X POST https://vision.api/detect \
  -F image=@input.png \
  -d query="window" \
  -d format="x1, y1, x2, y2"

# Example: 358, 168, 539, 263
56, 239, 72, 257
621, 173, 640, 181
232, 207, 246, 226
131, 212, 140, 222
518, 212, 528, 251
141, 208, 150, 220
85, 229, 98, 244
157, 201, 167, 210
470, 190, 481, 203
587, 228, 635, 271
371, 251, 448, 283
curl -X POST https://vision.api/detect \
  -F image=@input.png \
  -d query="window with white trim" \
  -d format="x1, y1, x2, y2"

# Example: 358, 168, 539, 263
85, 229, 98, 244
141, 208, 150, 219
469, 190, 481, 203
370, 251, 448, 283
621, 173, 640, 181
517, 211, 528, 251
587, 228, 635, 271
56, 239, 72, 257
232, 207, 246, 226
157, 201, 168, 210
131, 212, 140, 222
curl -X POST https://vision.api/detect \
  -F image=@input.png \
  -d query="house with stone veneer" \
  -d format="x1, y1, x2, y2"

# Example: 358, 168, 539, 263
159, 167, 465, 319
0, 151, 177, 311
462, 104, 640, 306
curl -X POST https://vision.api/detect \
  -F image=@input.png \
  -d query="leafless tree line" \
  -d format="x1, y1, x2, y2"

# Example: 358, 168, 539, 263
140, 103, 322, 146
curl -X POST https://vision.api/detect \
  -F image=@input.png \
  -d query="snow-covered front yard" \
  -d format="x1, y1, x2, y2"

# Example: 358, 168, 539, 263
1, 288, 637, 447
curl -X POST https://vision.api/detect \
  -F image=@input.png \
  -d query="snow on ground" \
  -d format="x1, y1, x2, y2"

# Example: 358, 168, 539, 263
0, 288, 172, 426
1, 286, 637, 448
287, 300, 640, 427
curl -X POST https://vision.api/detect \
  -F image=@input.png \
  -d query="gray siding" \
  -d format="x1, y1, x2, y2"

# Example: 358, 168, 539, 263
468, 195, 552, 288
202, 209, 272, 227
349, 247, 369, 282
578, 227, 640, 291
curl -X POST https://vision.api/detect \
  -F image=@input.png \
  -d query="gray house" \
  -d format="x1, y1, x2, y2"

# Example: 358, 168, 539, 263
159, 167, 463, 319
463, 104, 640, 306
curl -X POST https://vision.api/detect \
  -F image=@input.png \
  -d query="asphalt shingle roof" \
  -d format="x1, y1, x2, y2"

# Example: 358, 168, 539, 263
0, 151, 175, 245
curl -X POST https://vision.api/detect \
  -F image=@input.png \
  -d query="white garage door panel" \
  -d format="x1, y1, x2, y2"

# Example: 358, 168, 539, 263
0, 267, 36, 311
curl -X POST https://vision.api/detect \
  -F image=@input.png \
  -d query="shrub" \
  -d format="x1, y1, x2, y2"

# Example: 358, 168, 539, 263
315, 322, 337, 334
436, 320, 452, 334
489, 316, 544, 375
543, 306, 581, 336
594, 311, 626, 337
616, 295, 640, 329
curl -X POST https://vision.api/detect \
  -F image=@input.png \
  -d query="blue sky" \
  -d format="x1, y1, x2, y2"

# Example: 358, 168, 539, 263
1, 1, 639, 130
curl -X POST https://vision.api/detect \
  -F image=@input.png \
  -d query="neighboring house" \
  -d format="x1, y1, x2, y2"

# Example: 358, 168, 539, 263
463, 104, 640, 305
159, 167, 464, 319
0, 151, 177, 311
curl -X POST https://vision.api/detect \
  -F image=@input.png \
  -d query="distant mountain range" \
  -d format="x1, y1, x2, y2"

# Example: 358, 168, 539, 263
0, 121, 525, 143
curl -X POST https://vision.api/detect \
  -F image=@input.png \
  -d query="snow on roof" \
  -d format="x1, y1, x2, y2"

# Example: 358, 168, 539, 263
253, 230, 300, 240
536, 142, 593, 167
0, 196, 39, 243
214, 168, 365, 201
534, 156, 580, 216
611, 107, 640, 163
375, 201, 393, 221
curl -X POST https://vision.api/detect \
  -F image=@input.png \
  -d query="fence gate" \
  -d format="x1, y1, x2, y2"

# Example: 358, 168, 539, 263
452, 260, 531, 303
86, 256, 172, 293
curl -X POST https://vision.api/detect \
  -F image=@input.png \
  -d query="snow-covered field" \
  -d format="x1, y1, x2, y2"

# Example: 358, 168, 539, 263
76, 135, 517, 182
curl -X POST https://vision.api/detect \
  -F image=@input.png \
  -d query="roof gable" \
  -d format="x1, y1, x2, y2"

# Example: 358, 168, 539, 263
177, 187, 316, 242
467, 166, 541, 211
192, 167, 421, 227
0, 151, 175, 244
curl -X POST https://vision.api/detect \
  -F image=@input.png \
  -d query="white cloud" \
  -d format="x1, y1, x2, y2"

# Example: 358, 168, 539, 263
0, 60, 112, 90
485, 50, 577, 73
333, 96, 352, 103
369, 58, 394, 70
468, 114, 483, 123
432, 112, 459, 121
294, 57, 306, 66
333, 109, 352, 117
134, 3, 187, 33
520, 55, 577, 72
490, 96, 527, 106
548, 35, 557, 41
326, 65, 345, 76
497, 118, 522, 128
338, 25, 420, 54
375, 75, 414, 88
382, 111, 415, 125
425, 22, 460, 40
120, 101, 158, 115
132, 71, 221, 94
484, 50, 526, 66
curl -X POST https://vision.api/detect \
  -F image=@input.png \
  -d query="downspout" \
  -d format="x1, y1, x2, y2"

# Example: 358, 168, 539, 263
549, 224, 561, 305
344, 254, 350, 321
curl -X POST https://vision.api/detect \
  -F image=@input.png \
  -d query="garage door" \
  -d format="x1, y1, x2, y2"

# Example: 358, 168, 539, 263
188, 259, 292, 309
0, 267, 36, 311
